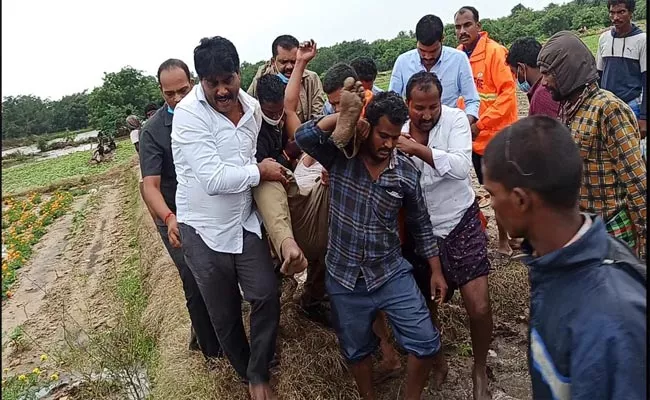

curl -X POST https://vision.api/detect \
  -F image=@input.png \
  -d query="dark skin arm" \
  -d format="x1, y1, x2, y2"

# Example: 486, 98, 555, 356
142, 175, 180, 248
284, 40, 317, 139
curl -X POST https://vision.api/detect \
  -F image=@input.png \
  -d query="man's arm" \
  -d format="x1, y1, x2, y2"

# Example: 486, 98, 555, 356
458, 56, 480, 121
596, 34, 605, 84
603, 103, 647, 254
171, 106, 261, 195
569, 316, 646, 399
295, 115, 341, 170
388, 56, 405, 97
139, 128, 174, 222
399, 111, 473, 179
402, 172, 439, 260
475, 47, 517, 133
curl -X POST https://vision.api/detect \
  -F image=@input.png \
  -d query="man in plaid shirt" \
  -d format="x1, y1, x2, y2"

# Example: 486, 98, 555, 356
538, 31, 646, 260
295, 90, 445, 400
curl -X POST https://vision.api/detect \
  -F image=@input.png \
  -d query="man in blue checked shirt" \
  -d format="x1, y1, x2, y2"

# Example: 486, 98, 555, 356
389, 14, 480, 125
295, 90, 446, 400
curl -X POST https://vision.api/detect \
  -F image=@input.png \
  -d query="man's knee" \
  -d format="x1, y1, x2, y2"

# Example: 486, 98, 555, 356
462, 276, 491, 319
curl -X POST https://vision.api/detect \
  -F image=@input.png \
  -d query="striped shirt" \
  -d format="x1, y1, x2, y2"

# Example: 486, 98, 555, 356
561, 82, 646, 251
295, 119, 438, 291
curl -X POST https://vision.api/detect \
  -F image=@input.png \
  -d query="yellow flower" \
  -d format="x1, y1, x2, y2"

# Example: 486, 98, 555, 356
50, 373, 58, 381
40, 354, 48, 362
2, 367, 9, 374
18, 374, 26, 381
32, 367, 41, 375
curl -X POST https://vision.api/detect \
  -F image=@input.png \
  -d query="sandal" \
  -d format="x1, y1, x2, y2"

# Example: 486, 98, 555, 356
477, 194, 491, 208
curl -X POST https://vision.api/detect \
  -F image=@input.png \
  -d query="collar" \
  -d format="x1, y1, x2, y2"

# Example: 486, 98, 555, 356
527, 77, 543, 99
417, 46, 448, 69
163, 103, 173, 127
560, 82, 599, 124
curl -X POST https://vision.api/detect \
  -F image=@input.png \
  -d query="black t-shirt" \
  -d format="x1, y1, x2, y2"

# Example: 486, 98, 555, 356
256, 121, 292, 170
139, 105, 177, 214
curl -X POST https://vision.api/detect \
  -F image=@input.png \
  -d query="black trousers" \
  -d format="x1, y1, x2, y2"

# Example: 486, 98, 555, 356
156, 224, 222, 358
178, 224, 280, 384
472, 152, 484, 185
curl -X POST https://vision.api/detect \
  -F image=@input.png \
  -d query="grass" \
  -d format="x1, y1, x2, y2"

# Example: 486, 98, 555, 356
374, 70, 391, 91
56, 170, 157, 399
2, 139, 135, 196
2, 128, 94, 150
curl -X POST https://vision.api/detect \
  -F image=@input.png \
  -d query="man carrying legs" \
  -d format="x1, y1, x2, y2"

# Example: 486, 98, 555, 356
296, 90, 444, 400
171, 36, 286, 400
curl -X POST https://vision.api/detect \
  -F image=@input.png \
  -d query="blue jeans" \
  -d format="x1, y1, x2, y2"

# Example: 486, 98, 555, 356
326, 259, 441, 363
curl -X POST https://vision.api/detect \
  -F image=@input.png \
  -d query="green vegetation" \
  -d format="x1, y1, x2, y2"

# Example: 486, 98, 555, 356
2, 140, 135, 196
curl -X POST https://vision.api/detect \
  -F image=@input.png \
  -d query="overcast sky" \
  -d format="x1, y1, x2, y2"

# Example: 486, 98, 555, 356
2, 0, 560, 100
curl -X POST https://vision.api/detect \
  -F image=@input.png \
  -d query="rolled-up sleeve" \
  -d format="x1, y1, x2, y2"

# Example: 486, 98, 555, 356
171, 106, 260, 195
295, 119, 340, 170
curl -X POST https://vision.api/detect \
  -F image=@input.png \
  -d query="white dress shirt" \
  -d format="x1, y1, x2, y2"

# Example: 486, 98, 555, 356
171, 84, 263, 254
402, 105, 476, 238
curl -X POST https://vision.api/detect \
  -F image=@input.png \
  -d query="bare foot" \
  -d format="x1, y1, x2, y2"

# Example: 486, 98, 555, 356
472, 364, 491, 400
508, 238, 523, 250
331, 77, 364, 151
496, 240, 513, 257
374, 355, 402, 383
249, 383, 277, 400
431, 352, 449, 391
280, 238, 307, 275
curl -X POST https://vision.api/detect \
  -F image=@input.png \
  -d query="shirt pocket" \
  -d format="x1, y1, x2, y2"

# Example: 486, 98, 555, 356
371, 183, 403, 229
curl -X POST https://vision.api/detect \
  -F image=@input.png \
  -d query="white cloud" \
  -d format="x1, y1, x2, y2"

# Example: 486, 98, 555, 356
1, 0, 560, 100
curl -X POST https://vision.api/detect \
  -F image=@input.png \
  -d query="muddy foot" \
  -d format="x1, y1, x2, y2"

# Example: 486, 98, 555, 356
472, 364, 492, 400
374, 357, 402, 384
331, 77, 364, 150
496, 241, 513, 257
249, 383, 277, 400
280, 239, 307, 275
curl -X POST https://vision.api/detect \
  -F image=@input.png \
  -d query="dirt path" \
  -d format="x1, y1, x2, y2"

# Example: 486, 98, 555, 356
1, 186, 124, 376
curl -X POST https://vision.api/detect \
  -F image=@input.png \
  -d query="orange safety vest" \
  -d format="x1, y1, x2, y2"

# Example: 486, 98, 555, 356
457, 32, 518, 156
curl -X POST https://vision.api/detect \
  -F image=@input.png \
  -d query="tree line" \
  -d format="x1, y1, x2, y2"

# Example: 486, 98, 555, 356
2, 0, 646, 140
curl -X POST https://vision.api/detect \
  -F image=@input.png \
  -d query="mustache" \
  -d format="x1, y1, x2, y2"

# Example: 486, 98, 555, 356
215, 94, 234, 101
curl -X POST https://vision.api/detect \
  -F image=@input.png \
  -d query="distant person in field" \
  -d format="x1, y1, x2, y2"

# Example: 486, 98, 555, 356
144, 103, 159, 120
248, 34, 325, 122
399, 71, 492, 400
324, 57, 384, 115
538, 31, 646, 260
171, 37, 283, 400
506, 37, 560, 118
483, 115, 647, 400
126, 115, 141, 153
389, 14, 480, 124
138, 58, 223, 363
596, 0, 646, 143
455, 6, 519, 258
296, 90, 444, 400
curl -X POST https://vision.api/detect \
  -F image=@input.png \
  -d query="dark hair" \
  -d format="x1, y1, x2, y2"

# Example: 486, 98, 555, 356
157, 58, 192, 84
365, 91, 409, 129
416, 15, 444, 46
350, 57, 378, 82
322, 63, 358, 94
272, 35, 299, 57
456, 6, 479, 22
405, 71, 443, 100
506, 37, 542, 68
144, 103, 159, 115
256, 74, 286, 105
608, 0, 635, 12
483, 116, 583, 209
194, 36, 240, 80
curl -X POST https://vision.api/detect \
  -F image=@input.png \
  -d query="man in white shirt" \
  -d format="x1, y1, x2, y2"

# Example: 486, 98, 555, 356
171, 36, 287, 400
396, 71, 493, 400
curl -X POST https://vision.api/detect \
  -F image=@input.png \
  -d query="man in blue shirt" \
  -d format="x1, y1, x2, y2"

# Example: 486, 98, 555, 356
389, 14, 480, 124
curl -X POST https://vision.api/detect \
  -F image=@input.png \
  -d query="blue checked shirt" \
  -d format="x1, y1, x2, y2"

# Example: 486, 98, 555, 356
295, 119, 439, 291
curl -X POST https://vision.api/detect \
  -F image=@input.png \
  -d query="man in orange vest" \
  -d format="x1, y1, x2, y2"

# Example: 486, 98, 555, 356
456, 6, 519, 257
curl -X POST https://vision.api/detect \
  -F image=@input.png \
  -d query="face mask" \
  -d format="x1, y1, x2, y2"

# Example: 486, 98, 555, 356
262, 110, 284, 126
516, 66, 531, 92
167, 105, 174, 115
276, 73, 290, 84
